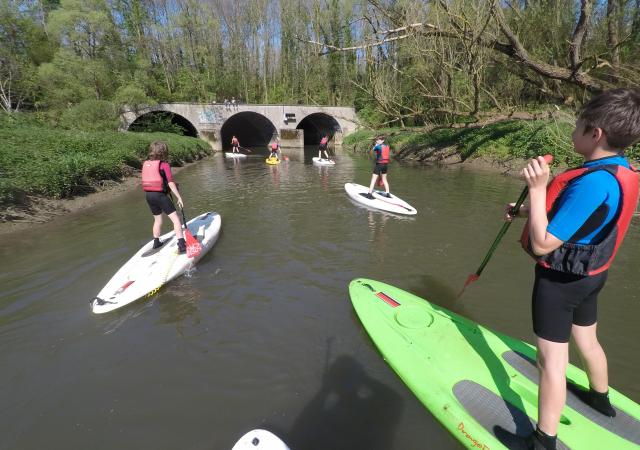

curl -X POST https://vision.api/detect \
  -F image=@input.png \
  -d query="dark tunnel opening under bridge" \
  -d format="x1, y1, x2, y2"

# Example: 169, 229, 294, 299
220, 112, 278, 151
127, 111, 199, 138
296, 113, 342, 145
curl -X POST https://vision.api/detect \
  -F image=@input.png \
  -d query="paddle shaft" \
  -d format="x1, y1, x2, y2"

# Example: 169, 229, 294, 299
179, 205, 188, 229
472, 186, 529, 278
168, 194, 192, 237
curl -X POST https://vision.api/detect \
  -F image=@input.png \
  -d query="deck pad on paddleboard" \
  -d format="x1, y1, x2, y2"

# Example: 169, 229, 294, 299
349, 278, 640, 450
91, 212, 221, 314
344, 183, 416, 215
140, 236, 175, 257
453, 380, 569, 450
502, 351, 640, 444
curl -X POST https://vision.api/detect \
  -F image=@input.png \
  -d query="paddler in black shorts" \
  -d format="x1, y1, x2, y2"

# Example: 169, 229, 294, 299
362, 137, 391, 200
141, 141, 187, 254
506, 88, 640, 450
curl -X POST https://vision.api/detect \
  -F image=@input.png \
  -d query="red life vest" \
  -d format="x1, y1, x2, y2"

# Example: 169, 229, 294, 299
231, 137, 238, 145
378, 144, 390, 164
271, 143, 278, 150
520, 164, 639, 276
141, 160, 167, 192
320, 137, 328, 145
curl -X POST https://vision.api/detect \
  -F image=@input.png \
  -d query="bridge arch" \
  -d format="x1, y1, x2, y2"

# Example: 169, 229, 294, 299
127, 111, 198, 137
220, 112, 277, 150
296, 113, 342, 145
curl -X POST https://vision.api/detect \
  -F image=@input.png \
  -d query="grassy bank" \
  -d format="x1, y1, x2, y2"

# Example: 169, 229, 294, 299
344, 120, 640, 167
0, 115, 211, 207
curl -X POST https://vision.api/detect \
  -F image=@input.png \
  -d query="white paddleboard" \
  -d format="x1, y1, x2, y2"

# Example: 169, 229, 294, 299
312, 157, 335, 166
225, 152, 247, 158
91, 212, 222, 314
344, 183, 417, 215
231, 429, 290, 450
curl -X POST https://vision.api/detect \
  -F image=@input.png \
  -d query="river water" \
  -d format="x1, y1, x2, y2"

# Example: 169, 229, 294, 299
1, 147, 638, 450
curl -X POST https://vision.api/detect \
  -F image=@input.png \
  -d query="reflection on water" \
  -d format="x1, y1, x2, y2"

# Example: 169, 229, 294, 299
0, 146, 638, 450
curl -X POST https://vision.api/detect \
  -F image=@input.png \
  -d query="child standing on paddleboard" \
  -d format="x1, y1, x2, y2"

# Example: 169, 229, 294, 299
318, 135, 330, 160
231, 135, 240, 154
362, 137, 391, 199
141, 141, 187, 254
269, 140, 281, 160
507, 88, 640, 450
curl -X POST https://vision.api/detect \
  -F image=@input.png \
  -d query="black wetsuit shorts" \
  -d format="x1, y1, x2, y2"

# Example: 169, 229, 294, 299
145, 191, 176, 216
531, 265, 608, 343
373, 163, 388, 175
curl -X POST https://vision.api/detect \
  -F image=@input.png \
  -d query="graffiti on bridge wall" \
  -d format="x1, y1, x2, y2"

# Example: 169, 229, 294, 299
198, 107, 224, 125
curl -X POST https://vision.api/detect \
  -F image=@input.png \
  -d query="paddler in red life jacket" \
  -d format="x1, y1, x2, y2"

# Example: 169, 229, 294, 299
141, 141, 187, 254
318, 135, 331, 160
269, 140, 281, 160
362, 137, 391, 200
504, 88, 640, 450
231, 136, 240, 153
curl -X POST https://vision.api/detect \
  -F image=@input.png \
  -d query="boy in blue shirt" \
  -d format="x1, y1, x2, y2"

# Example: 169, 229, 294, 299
508, 88, 640, 450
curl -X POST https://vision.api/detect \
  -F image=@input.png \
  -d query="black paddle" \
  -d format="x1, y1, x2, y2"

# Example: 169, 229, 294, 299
459, 154, 553, 297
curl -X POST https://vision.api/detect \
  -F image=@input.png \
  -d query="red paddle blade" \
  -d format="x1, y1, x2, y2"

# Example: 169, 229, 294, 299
376, 177, 384, 186
458, 273, 479, 298
185, 231, 202, 258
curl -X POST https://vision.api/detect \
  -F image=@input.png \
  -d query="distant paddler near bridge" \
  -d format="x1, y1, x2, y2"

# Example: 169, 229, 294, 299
313, 134, 336, 166
231, 135, 240, 154
266, 137, 283, 164
225, 135, 248, 158
318, 134, 331, 160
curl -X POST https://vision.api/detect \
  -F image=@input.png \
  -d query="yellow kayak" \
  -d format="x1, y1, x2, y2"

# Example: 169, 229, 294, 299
266, 157, 280, 165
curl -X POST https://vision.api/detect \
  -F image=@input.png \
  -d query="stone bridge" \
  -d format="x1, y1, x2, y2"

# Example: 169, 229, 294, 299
120, 103, 359, 152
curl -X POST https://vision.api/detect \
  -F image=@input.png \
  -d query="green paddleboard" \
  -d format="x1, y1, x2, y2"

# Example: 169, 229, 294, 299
349, 278, 640, 450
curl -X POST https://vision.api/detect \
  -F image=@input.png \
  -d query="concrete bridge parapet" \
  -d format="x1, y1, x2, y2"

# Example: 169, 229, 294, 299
121, 103, 359, 152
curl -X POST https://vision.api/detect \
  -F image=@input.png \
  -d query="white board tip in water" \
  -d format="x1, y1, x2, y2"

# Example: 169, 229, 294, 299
231, 429, 290, 450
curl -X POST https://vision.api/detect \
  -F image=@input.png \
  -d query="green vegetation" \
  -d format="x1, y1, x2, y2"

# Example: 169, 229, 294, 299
0, 115, 211, 206
2, 0, 639, 210
2, 1, 639, 129
344, 121, 640, 167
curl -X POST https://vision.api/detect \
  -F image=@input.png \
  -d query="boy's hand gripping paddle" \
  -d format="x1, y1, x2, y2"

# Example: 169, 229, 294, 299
458, 154, 553, 297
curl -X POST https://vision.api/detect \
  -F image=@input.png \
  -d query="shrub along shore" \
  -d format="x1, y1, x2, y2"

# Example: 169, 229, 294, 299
0, 115, 212, 212
343, 120, 640, 170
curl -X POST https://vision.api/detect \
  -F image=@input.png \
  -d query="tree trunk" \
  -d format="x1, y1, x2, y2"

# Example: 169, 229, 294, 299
607, 0, 620, 79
